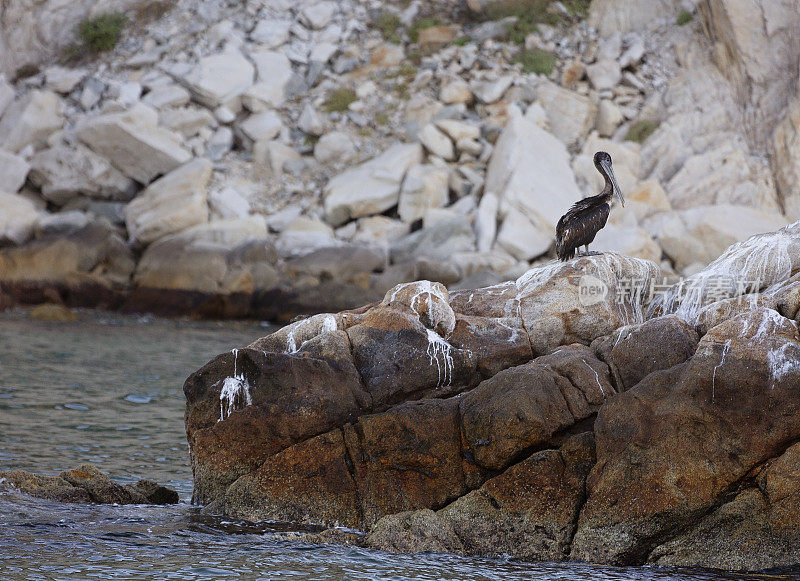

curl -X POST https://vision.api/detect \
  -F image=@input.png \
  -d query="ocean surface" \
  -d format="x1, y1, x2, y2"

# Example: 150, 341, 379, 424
0, 310, 793, 580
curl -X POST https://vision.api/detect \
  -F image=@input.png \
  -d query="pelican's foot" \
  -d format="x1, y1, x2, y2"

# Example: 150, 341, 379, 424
579, 251, 603, 257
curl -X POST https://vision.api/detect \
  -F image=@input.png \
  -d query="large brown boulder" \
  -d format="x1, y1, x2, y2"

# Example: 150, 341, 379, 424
571, 307, 800, 564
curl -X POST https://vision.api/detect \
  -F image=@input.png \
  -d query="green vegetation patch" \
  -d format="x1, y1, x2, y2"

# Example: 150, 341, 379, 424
409, 16, 442, 43
485, 0, 558, 43
79, 12, 128, 53
324, 87, 358, 112
375, 12, 402, 43
677, 10, 693, 25
513, 48, 557, 76
625, 120, 660, 143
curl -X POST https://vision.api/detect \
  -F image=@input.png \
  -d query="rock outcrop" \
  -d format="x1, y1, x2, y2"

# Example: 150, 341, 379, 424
0, 464, 179, 505
185, 222, 800, 572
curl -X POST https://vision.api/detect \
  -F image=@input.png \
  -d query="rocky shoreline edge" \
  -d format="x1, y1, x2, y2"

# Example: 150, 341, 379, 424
183, 222, 800, 572
0, 464, 178, 505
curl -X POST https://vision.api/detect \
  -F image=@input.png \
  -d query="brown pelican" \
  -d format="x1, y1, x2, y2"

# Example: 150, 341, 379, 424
555, 151, 625, 261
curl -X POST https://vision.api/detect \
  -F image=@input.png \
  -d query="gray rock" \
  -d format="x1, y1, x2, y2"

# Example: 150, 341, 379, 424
251, 19, 292, 48
206, 126, 234, 161
0, 149, 29, 193
77, 103, 192, 185
390, 215, 476, 264
398, 164, 450, 223
125, 159, 212, 245
324, 142, 422, 226
29, 142, 137, 205
0, 192, 40, 245
298, 103, 325, 136
179, 49, 254, 108
0, 90, 63, 153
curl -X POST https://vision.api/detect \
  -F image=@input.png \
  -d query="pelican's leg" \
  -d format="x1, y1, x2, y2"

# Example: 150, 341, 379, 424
583, 244, 603, 257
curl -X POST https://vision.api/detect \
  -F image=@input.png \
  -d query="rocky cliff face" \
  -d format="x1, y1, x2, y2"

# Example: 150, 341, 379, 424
1, 0, 799, 318
183, 221, 800, 571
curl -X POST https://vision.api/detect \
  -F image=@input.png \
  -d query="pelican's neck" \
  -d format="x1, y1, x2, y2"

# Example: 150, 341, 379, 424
596, 164, 613, 200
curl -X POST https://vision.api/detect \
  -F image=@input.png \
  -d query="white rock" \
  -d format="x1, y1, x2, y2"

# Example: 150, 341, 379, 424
324, 142, 423, 226
276, 216, 337, 258
214, 106, 237, 124
179, 49, 254, 108
298, 102, 325, 135
240, 110, 283, 142
476, 191, 499, 252
435, 119, 481, 142
773, 95, 800, 221
209, 187, 251, 219
353, 215, 410, 247
418, 123, 455, 161
159, 107, 215, 139
649, 205, 789, 271
116, 81, 142, 106
0, 76, 13, 118
28, 143, 135, 205
591, 213, 661, 262
586, 59, 622, 91
619, 33, 645, 68
440, 79, 473, 104
265, 205, 302, 233
471, 75, 514, 104
495, 205, 552, 261
423, 208, 462, 228
79, 79, 104, 110
0, 90, 63, 153
125, 159, 212, 245
253, 140, 301, 176
314, 131, 355, 164
77, 103, 192, 184
143, 84, 191, 109
250, 19, 292, 48
626, 179, 671, 222
44, 66, 86, 93
486, 109, 581, 260
589, 0, 678, 36
310, 42, 338, 64
0, 192, 39, 245
300, 2, 336, 30
596, 99, 623, 137
535, 80, 597, 149
666, 144, 780, 212
206, 126, 234, 160
35, 210, 89, 237
355, 80, 377, 99
244, 50, 294, 109
0, 149, 29, 193
398, 164, 450, 223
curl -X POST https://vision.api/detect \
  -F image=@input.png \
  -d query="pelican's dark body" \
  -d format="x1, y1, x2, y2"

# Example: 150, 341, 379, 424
555, 151, 623, 261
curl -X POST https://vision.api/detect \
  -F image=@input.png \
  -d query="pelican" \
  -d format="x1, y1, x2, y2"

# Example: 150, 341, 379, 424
555, 151, 625, 261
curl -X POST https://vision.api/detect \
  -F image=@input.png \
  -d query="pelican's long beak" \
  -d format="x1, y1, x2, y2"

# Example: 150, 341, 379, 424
601, 158, 625, 207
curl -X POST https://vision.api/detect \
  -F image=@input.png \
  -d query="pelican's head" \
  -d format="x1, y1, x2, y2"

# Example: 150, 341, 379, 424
594, 151, 625, 207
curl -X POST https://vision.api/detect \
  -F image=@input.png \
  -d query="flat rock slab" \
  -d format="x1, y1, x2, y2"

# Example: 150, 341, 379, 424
0, 464, 178, 505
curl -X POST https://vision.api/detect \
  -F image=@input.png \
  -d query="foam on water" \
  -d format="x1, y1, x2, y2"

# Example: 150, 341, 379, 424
426, 328, 454, 387
218, 348, 252, 421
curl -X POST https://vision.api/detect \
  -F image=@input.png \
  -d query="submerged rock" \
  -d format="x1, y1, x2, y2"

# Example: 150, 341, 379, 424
0, 464, 178, 505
